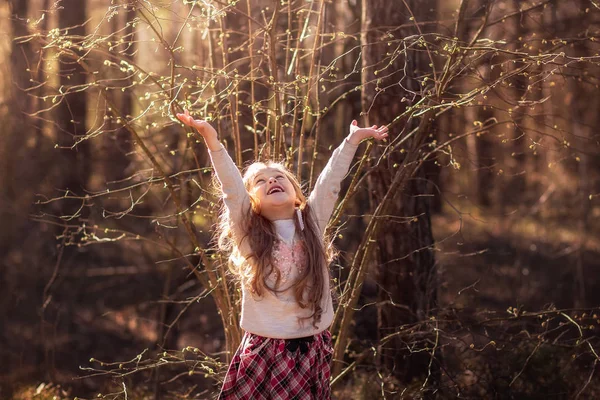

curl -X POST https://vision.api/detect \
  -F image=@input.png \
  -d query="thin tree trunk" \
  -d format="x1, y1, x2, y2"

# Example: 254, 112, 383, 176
56, 0, 89, 192
3, 2, 37, 392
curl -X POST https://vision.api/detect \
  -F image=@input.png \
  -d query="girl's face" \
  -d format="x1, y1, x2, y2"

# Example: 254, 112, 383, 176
250, 166, 298, 214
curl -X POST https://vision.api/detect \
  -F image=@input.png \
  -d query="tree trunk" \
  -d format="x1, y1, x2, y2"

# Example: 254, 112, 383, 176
2, 2, 37, 393
466, 102, 496, 207
5, 0, 37, 196
361, 0, 439, 386
55, 0, 89, 192
106, 0, 135, 183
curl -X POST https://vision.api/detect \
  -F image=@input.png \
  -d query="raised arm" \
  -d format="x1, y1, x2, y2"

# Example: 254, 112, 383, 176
307, 120, 389, 233
176, 110, 251, 254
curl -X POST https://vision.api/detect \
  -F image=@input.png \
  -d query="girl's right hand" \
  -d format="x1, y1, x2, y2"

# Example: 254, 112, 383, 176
176, 109, 218, 140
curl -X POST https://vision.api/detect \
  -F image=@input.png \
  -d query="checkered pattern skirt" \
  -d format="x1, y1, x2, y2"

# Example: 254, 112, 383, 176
218, 330, 333, 399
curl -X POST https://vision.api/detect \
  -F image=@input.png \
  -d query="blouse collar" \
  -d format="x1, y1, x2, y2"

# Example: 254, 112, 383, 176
272, 219, 296, 244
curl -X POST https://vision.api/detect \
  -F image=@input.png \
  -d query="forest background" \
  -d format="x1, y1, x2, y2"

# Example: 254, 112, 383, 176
1, 0, 600, 399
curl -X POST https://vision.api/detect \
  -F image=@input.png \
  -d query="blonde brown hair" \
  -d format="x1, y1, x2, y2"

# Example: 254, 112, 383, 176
215, 161, 335, 329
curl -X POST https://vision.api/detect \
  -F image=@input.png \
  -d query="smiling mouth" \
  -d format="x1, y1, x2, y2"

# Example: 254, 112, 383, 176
267, 186, 284, 195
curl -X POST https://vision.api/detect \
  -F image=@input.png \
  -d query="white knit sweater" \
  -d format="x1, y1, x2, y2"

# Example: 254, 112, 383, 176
208, 139, 359, 338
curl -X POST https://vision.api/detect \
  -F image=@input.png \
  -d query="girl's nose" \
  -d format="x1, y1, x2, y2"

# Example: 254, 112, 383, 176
268, 177, 276, 183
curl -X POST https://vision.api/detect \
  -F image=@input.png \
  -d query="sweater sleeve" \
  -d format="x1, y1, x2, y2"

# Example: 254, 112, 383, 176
208, 145, 252, 257
307, 138, 360, 233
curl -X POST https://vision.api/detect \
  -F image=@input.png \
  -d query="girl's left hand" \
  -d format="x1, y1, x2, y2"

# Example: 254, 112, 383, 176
347, 120, 389, 145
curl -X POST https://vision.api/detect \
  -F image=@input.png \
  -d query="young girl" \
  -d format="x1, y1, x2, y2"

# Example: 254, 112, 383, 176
176, 109, 388, 399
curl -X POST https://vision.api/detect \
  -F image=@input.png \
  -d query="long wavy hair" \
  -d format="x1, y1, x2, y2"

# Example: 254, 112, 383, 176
215, 161, 335, 329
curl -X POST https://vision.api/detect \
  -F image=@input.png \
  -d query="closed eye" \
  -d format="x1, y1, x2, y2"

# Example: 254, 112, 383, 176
255, 178, 265, 184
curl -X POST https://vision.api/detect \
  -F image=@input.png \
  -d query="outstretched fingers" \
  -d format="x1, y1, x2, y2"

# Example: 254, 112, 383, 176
374, 125, 389, 140
176, 109, 199, 128
175, 113, 187, 124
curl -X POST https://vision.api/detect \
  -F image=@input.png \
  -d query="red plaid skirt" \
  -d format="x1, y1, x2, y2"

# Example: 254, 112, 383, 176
218, 330, 333, 400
